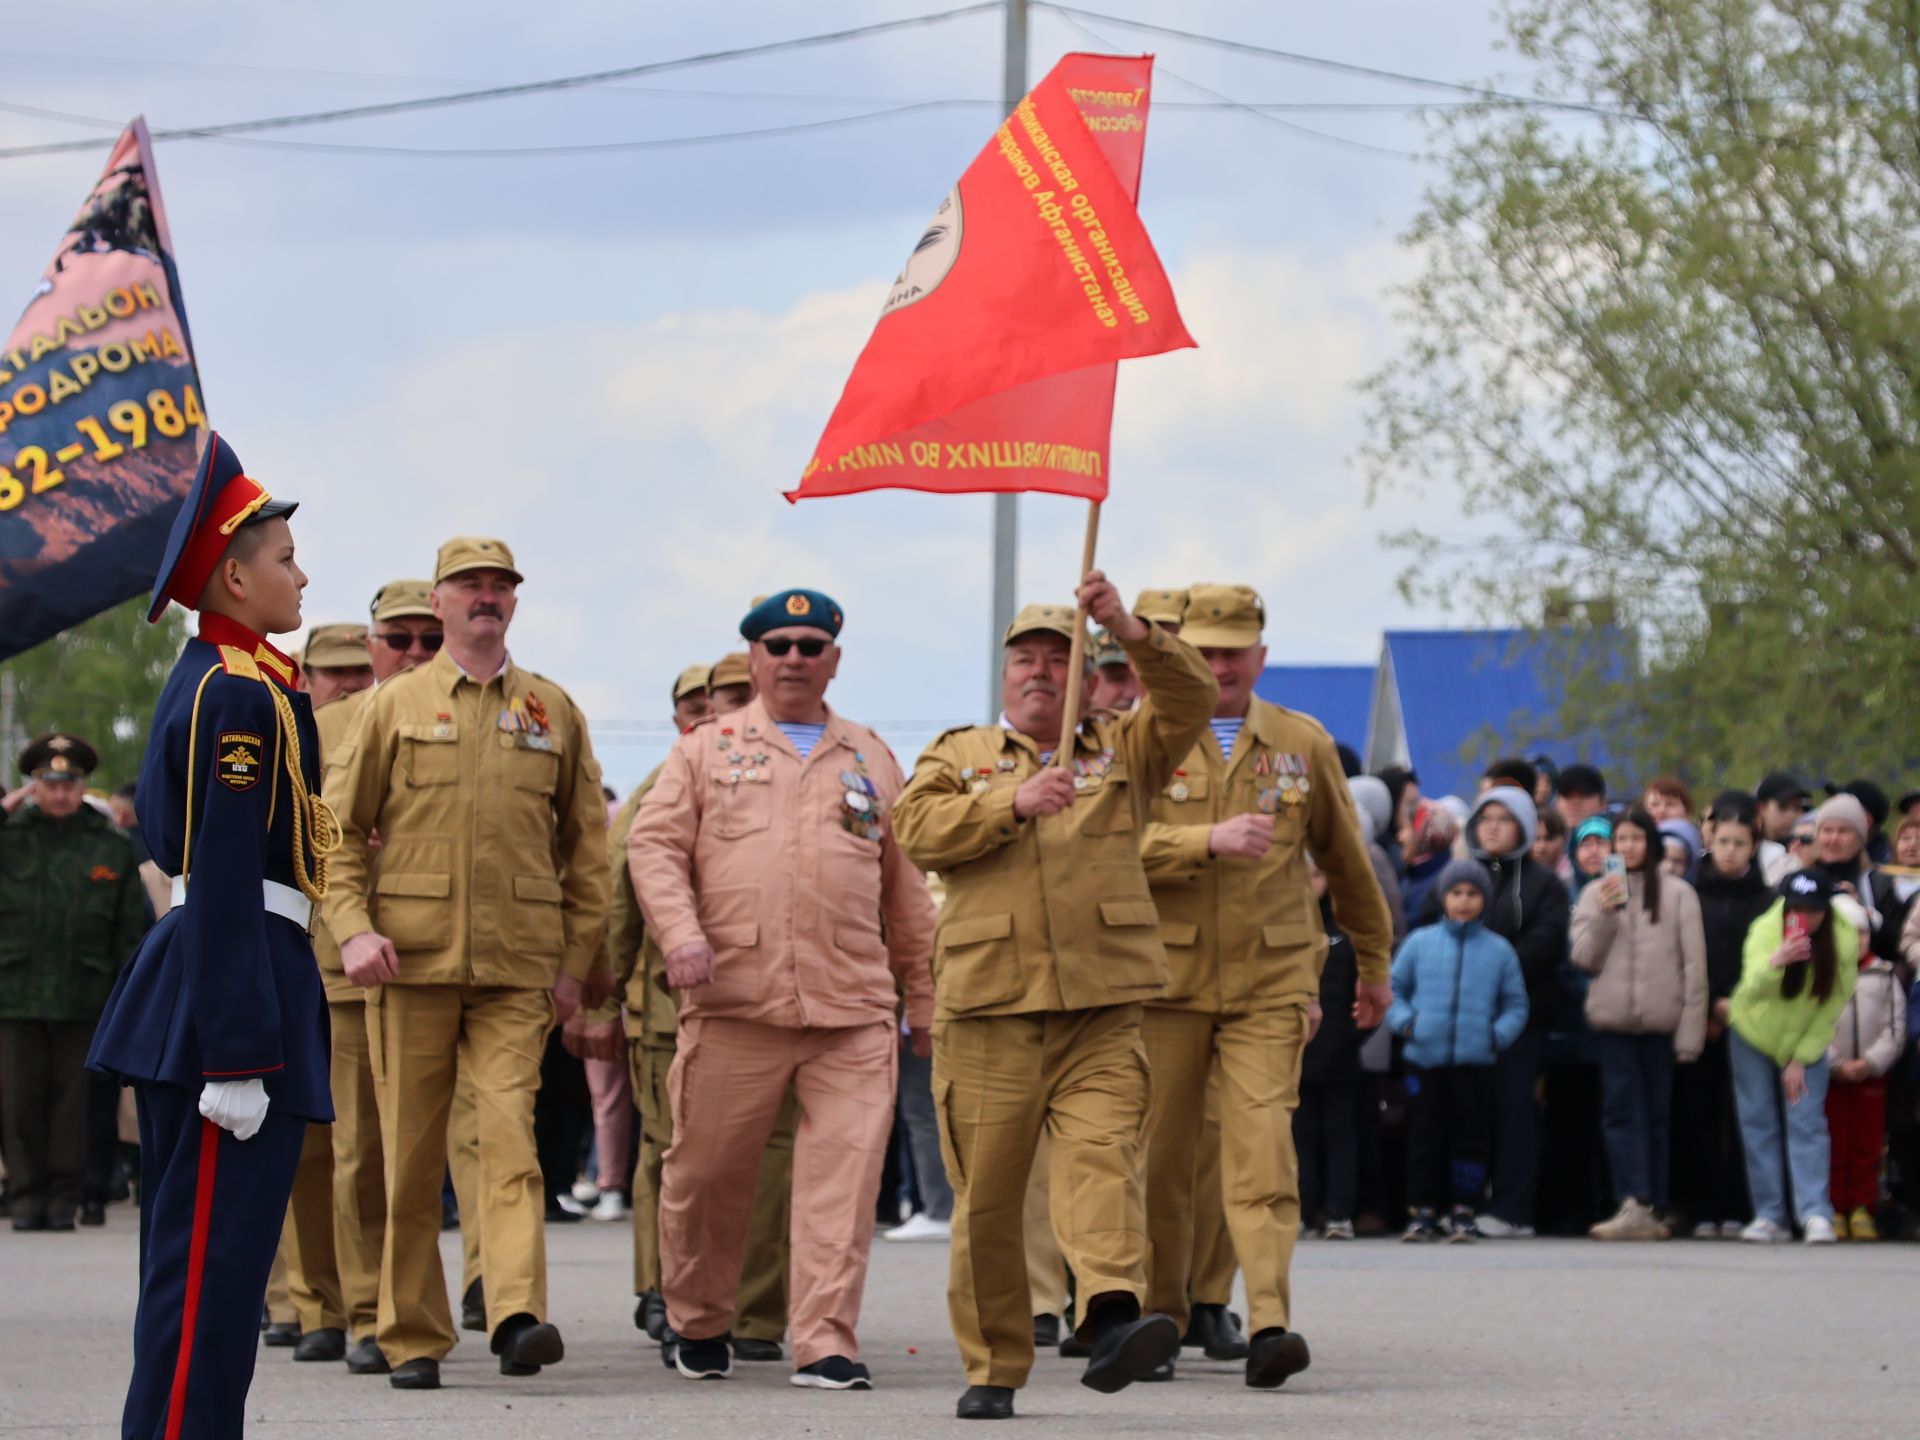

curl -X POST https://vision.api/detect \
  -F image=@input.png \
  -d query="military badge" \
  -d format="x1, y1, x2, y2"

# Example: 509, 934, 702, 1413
215, 731, 264, 792
786, 594, 812, 616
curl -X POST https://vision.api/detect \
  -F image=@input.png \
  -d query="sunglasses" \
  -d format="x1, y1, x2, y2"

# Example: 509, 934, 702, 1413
373, 631, 444, 653
761, 637, 829, 658
1791, 832, 1817, 845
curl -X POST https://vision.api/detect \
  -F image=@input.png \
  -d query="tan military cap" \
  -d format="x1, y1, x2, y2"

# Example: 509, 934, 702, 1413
709, 651, 751, 689
434, 536, 523, 585
672, 664, 711, 701
1090, 628, 1131, 668
1003, 603, 1078, 646
1181, 583, 1266, 648
369, 578, 435, 622
303, 622, 371, 670
1133, 588, 1188, 627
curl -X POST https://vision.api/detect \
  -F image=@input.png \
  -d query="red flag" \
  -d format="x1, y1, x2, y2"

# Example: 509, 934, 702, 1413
789, 54, 1191, 503
0, 119, 207, 660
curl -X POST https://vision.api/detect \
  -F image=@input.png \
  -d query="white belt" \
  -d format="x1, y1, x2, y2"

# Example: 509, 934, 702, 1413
169, 875, 313, 929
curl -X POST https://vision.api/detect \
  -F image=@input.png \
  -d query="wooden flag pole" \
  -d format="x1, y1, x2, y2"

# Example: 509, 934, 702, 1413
1052, 499, 1104, 770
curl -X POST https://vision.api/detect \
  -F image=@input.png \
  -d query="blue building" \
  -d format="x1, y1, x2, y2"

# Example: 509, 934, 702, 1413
1255, 664, 1377, 757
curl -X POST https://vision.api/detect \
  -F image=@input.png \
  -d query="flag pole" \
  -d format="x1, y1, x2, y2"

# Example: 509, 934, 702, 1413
1053, 499, 1102, 770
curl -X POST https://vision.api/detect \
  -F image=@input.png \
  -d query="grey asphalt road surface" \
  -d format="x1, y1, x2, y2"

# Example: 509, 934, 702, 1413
1, 1216, 1913, 1437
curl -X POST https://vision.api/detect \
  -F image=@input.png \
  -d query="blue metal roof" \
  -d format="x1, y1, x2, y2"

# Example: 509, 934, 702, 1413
1378, 628, 1631, 801
1256, 664, 1377, 755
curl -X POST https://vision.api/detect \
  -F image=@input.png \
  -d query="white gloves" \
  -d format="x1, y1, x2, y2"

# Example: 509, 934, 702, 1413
198, 1078, 271, 1141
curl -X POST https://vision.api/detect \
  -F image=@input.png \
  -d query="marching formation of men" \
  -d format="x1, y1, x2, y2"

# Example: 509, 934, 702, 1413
14, 443, 1393, 1431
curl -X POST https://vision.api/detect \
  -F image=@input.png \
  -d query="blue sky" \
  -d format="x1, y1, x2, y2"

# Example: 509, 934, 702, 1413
0, 2, 1537, 785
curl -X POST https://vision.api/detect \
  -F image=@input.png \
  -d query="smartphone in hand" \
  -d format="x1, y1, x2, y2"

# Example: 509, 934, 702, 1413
1603, 853, 1628, 907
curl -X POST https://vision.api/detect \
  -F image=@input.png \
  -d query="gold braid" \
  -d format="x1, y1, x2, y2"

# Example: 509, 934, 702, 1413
266, 681, 340, 903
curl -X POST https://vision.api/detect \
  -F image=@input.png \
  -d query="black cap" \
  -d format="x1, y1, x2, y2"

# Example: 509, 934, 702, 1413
19, 732, 98, 780
1558, 763, 1606, 798
1831, 778, 1890, 829
1777, 868, 1833, 910
1899, 790, 1920, 817
1755, 771, 1811, 806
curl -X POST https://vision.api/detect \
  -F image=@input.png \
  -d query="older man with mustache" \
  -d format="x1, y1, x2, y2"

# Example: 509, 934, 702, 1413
324, 537, 612, 1390
893, 570, 1217, 1421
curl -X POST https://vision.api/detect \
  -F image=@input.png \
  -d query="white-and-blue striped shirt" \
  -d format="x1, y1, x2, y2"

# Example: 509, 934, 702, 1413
1209, 717, 1245, 757
776, 722, 827, 760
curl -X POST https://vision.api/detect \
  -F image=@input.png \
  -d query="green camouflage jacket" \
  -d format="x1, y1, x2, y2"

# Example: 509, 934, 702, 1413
0, 803, 150, 1021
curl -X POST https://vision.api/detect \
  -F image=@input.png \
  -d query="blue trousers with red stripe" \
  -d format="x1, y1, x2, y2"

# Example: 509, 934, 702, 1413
124, 1082, 305, 1440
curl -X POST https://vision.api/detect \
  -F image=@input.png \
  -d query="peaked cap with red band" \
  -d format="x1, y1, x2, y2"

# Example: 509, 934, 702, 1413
146, 433, 299, 623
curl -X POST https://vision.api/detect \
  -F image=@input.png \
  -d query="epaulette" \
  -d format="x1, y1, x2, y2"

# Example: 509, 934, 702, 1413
217, 644, 261, 680
685, 714, 719, 732
927, 722, 995, 747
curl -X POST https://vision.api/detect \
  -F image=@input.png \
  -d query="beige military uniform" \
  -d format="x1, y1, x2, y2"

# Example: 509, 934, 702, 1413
1137, 587, 1393, 1340
893, 616, 1215, 1389
323, 634, 611, 1365
607, 770, 794, 1341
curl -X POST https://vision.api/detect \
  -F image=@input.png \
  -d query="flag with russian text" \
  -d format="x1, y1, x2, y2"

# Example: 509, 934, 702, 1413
789, 53, 1191, 503
0, 118, 207, 661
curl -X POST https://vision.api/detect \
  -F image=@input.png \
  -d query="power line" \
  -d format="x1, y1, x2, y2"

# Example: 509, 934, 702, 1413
0, 2, 1003, 160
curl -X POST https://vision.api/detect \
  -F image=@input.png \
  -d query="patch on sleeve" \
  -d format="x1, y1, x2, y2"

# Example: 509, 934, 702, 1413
215, 732, 265, 792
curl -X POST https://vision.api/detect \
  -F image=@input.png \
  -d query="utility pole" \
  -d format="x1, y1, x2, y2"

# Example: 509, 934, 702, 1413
0, 670, 17, 768
988, 0, 1027, 717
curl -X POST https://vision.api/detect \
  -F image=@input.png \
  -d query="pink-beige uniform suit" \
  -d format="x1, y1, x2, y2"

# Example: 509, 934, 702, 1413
630, 699, 935, 1366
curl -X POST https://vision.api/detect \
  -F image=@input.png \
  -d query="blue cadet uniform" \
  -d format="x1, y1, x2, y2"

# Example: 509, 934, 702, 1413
88, 433, 336, 1440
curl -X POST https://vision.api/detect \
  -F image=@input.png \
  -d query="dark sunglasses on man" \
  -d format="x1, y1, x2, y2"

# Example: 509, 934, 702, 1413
761, 637, 829, 658
1790, 829, 1817, 847
373, 631, 444, 653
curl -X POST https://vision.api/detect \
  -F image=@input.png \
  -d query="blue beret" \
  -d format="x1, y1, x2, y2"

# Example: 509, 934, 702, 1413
741, 589, 843, 641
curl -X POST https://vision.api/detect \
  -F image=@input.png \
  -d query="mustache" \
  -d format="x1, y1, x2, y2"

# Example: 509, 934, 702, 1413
1020, 680, 1060, 698
468, 604, 504, 620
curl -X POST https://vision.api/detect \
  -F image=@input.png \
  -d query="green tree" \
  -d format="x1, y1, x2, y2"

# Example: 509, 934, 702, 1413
1363, 0, 1920, 791
0, 598, 187, 789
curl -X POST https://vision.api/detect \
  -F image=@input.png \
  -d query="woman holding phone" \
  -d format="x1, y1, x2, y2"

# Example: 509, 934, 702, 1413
1726, 870, 1861, 1244
1571, 807, 1708, 1240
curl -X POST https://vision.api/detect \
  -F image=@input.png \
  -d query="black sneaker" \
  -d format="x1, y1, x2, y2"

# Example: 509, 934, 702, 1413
674, 1332, 732, 1380
1402, 1210, 1440, 1243
1446, 1208, 1480, 1243
790, 1355, 873, 1390
1245, 1327, 1311, 1389
637, 1290, 668, 1342
1081, 1310, 1180, 1395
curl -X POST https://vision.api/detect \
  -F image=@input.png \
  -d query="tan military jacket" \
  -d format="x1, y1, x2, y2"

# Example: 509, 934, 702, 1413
321, 648, 611, 988
893, 625, 1216, 1020
312, 687, 369, 1004
1140, 698, 1393, 1012
606, 768, 678, 1044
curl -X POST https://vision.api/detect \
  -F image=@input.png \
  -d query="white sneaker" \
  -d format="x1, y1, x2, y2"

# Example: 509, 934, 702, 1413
1691, 1221, 1719, 1240
591, 1191, 630, 1222
883, 1212, 952, 1243
1739, 1217, 1790, 1244
555, 1193, 589, 1218
1719, 1221, 1745, 1239
1474, 1214, 1534, 1239
570, 1178, 600, 1205
1803, 1215, 1837, 1245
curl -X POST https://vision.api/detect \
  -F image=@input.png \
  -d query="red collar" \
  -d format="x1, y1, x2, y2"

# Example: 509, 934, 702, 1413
197, 613, 301, 692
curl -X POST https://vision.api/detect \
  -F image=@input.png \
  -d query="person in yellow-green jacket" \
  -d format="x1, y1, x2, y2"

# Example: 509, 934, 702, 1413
1726, 869, 1860, 1245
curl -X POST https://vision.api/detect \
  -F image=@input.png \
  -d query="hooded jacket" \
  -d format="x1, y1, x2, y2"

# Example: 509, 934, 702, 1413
1571, 871, 1709, 1059
1827, 952, 1908, 1077
1693, 860, 1776, 1004
1417, 785, 1570, 1029
1387, 912, 1529, 1068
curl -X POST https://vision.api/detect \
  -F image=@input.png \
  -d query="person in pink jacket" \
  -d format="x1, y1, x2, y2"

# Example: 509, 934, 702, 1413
630, 588, 937, 1393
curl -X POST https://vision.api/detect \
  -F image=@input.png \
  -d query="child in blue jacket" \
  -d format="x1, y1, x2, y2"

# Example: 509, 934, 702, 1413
1389, 858, 1530, 1241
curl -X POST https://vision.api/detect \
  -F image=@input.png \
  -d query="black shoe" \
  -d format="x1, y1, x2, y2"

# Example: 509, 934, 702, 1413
1187, 1303, 1249, 1361
1141, 1359, 1176, 1381
674, 1331, 732, 1380
1402, 1210, 1441, 1243
660, 1327, 680, 1370
1245, 1327, 1311, 1389
262, 1321, 299, 1348
1032, 1313, 1061, 1348
346, 1336, 391, 1375
544, 1200, 581, 1224
389, 1358, 441, 1390
1080, 1311, 1180, 1395
0, 1181, 9, 1218
461, 1279, 487, 1333
790, 1355, 873, 1389
1446, 1208, 1480, 1243
10, 1213, 46, 1233
732, 1337, 784, 1361
79, 1200, 107, 1227
293, 1328, 346, 1362
956, 1384, 1015, 1420
43, 1215, 76, 1233
491, 1313, 564, 1375
641, 1291, 668, 1342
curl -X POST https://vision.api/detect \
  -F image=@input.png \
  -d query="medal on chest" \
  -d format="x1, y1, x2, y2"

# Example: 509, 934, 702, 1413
840, 754, 884, 841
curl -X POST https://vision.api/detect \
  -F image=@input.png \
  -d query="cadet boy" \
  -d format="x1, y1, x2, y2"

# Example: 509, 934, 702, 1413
1138, 585, 1392, 1387
325, 537, 611, 1389
89, 434, 336, 1439
892, 570, 1217, 1421
0, 734, 147, 1232
632, 590, 936, 1391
